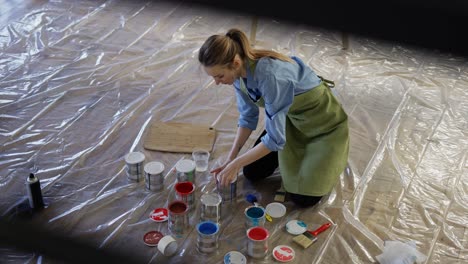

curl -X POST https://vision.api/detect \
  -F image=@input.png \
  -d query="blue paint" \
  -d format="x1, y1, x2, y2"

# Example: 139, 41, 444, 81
246, 207, 264, 218
197, 221, 219, 235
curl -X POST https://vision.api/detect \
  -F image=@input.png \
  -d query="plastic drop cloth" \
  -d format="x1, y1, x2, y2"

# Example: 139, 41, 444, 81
1, 1, 467, 263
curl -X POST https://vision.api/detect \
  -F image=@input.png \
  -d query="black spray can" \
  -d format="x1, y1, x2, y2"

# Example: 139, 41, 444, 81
26, 173, 44, 209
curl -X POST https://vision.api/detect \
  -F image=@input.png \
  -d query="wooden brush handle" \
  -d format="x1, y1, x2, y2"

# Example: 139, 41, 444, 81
310, 222, 332, 237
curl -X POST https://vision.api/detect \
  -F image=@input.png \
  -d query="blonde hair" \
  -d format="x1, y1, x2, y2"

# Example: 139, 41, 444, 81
198, 28, 293, 69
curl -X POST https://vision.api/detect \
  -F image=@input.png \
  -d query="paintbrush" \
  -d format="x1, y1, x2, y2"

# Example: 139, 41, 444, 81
274, 185, 286, 202
292, 222, 332, 249
245, 194, 272, 222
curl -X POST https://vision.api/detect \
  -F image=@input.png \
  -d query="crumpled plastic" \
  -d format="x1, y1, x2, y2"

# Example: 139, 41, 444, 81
376, 240, 427, 264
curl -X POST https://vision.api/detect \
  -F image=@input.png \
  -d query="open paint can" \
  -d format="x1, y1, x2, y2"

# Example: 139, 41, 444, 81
168, 200, 189, 238
175, 181, 195, 210
246, 226, 269, 259
196, 220, 219, 254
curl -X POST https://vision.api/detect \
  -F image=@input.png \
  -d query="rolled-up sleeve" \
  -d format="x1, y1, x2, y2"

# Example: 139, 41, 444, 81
234, 81, 259, 130
258, 73, 294, 151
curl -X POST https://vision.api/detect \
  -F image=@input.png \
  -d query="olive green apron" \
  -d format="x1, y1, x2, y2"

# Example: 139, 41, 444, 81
239, 60, 349, 196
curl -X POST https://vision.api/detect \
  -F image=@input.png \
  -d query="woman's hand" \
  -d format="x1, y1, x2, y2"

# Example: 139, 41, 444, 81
210, 161, 228, 180
211, 159, 241, 187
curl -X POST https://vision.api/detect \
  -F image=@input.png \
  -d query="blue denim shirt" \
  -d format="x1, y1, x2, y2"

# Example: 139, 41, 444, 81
233, 56, 322, 151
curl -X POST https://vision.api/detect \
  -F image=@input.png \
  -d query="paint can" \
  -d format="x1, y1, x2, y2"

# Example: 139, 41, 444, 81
125, 151, 145, 182
168, 200, 189, 238
196, 220, 219, 254
200, 192, 222, 223
175, 181, 195, 210
144, 161, 164, 191
246, 226, 269, 259
175, 159, 196, 183
244, 206, 266, 229
216, 174, 237, 204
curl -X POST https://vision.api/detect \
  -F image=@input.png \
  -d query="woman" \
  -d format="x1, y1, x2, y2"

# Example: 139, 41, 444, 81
199, 28, 349, 207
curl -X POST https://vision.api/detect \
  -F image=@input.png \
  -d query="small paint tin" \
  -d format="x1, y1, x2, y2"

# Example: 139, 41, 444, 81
168, 200, 189, 238
246, 226, 269, 259
272, 245, 295, 262
144, 161, 164, 191
196, 220, 219, 254
157, 235, 178, 256
285, 220, 307, 235
143, 230, 164, 247
224, 251, 247, 264
216, 174, 237, 203
149, 208, 168, 222
175, 181, 195, 210
200, 192, 222, 223
125, 151, 145, 182
175, 159, 196, 183
244, 206, 266, 228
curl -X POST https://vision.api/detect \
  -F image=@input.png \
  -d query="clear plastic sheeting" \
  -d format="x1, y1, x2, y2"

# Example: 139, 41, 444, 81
1, 1, 467, 263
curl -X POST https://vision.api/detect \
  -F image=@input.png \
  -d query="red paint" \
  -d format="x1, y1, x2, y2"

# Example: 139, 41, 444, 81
143, 231, 164, 246
273, 245, 294, 262
169, 200, 188, 214
247, 227, 268, 240
149, 208, 168, 222
175, 181, 194, 194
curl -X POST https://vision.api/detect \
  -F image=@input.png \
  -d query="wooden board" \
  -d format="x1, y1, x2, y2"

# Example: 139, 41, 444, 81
144, 122, 216, 153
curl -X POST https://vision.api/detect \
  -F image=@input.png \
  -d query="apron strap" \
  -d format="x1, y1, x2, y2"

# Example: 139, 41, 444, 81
317, 75, 335, 89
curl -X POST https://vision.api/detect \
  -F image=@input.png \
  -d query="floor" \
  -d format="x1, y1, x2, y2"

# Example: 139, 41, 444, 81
0, 0, 467, 263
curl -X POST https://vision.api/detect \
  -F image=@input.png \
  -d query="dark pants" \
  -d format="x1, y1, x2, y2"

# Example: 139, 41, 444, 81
243, 130, 323, 208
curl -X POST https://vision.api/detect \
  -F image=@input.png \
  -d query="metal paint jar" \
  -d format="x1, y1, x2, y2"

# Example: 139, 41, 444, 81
144, 161, 164, 191
175, 159, 196, 183
175, 181, 195, 210
125, 151, 145, 182
196, 220, 219, 254
200, 192, 222, 223
246, 226, 269, 259
168, 200, 189, 238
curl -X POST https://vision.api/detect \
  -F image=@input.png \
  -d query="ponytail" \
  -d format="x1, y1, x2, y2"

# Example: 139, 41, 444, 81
198, 28, 293, 68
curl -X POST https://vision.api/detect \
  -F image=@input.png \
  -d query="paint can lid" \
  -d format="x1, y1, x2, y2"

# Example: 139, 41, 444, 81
157, 235, 178, 256
125, 151, 145, 164
200, 192, 222, 206
175, 159, 195, 172
265, 202, 287, 218
224, 251, 247, 264
272, 245, 295, 262
149, 208, 168, 222
285, 219, 307, 235
143, 230, 164, 247
144, 161, 164, 174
